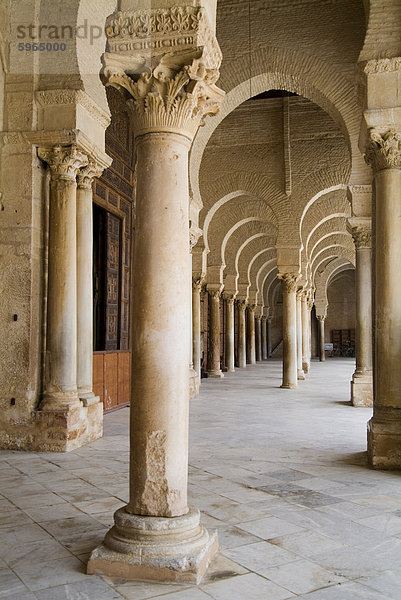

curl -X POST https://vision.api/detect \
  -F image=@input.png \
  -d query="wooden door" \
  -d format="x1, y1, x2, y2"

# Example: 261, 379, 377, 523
104, 212, 122, 351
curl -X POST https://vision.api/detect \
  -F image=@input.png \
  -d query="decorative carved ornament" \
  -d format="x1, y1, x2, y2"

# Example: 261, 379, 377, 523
365, 128, 401, 172
208, 289, 221, 300
35, 90, 111, 129
102, 7, 224, 139
278, 273, 299, 293
189, 224, 202, 251
350, 226, 372, 250
38, 145, 88, 181
364, 57, 401, 74
238, 300, 248, 311
192, 278, 203, 293
77, 160, 104, 189
316, 315, 325, 322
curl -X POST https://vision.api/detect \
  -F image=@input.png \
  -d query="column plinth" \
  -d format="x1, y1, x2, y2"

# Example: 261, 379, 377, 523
88, 4, 224, 579
237, 301, 247, 367
207, 289, 224, 378
224, 295, 235, 372
280, 274, 298, 388
246, 305, 256, 364
365, 128, 401, 468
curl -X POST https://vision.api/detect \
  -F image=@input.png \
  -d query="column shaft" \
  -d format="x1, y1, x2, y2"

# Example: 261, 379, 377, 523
318, 317, 326, 362
296, 294, 305, 379
281, 275, 298, 388
207, 290, 224, 378
267, 318, 272, 358
246, 306, 256, 364
237, 302, 247, 367
255, 316, 262, 361
301, 295, 310, 374
261, 317, 268, 360
224, 297, 235, 372
192, 281, 202, 380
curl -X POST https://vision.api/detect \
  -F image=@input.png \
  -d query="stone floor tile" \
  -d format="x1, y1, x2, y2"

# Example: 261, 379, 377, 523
356, 570, 401, 600
0, 509, 34, 528
314, 500, 379, 521
72, 496, 124, 515
23, 503, 84, 522
204, 501, 268, 524
142, 589, 211, 600
213, 524, 262, 549
351, 495, 401, 512
268, 469, 314, 482
200, 552, 248, 582
236, 515, 305, 539
295, 581, 393, 599
3, 538, 73, 568
115, 580, 188, 600
356, 512, 401, 535
34, 577, 124, 599
0, 567, 32, 598
268, 529, 345, 558
201, 572, 294, 600
12, 556, 88, 592
260, 558, 346, 594
223, 541, 298, 574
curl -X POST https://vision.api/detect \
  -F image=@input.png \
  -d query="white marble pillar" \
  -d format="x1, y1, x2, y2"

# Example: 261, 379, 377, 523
224, 295, 235, 372
301, 292, 310, 374
261, 316, 268, 360
39, 145, 88, 410
88, 8, 224, 581
255, 316, 262, 362
365, 129, 401, 469
317, 316, 326, 362
207, 289, 224, 378
237, 300, 247, 368
246, 305, 256, 364
76, 161, 103, 406
296, 292, 305, 380
280, 274, 298, 388
192, 279, 202, 380
349, 224, 373, 406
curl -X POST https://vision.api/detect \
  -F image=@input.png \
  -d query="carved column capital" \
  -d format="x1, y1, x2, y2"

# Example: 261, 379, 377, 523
238, 300, 248, 311
77, 159, 105, 189
248, 304, 256, 313
192, 278, 203, 293
103, 6, 224, 140
208, 289, 221, 300
350, 226, 372, 250
365, 128, 401, 172
316, 315, 325, 322
38, 145, 88, 181
223, 294, 236, 305
278, 273, 299, 293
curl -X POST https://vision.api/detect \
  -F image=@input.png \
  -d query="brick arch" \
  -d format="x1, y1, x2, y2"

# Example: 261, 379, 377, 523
248, 251, 277, 305
190, 45, 371, 211
309, 229, 353, 262
314, 258, 354, 317
257, 259, 278, 308
312, 246, 355, 279
237, 240, 276, 300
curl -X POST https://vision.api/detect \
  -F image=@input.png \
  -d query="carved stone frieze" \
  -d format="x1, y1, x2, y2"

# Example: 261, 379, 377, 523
38, 145, 88, 181
35, 90, 111, 130
365, 128, 401, 172
363, 57, 401, 74
102, 6, 224, 139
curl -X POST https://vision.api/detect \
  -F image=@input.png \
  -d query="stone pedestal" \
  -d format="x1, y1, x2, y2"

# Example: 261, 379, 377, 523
237, 301, 247, 367
246, 305, 256, 364
348, 222, 373, 407
301, 292, 310, 374
317, 316, 326, 362
280, 274, 298, 388
365, 131, 401, 468
88, 3, 224, 580
207, 289, 224, 378
76, 162, 103, 406
296, 292, 305, 380
224, 295, 235, 372
255, 316, 262, 362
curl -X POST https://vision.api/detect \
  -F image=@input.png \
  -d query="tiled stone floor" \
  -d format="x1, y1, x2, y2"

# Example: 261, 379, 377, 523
1, 358, 401, 599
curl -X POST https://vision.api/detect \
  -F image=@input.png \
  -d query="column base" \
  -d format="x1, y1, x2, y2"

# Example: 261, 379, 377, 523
368, 408, 401, 470
297, 369, 305, 380
87, 505, 218, 584
79, 391, 101, 407
302, 361, 310, 373
351, 371, 373, 407
189, 368, 200, 399
226, 368, 235, 373
207, 370, 224, 378
41, 390, 82, 411
280, 383, 297, 389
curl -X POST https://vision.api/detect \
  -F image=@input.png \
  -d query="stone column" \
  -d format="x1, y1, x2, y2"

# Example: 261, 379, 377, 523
365, 128, 401, 468
267, 317, 272, 358
88, 5, 223, 582
76, 161, 103, 406
348, 224, 373, 406
301, 292, 310, 374
296, 292, 305, 380
255, 315, 262, 361
38, 145, 88, 410
192, 279, 202, 380
207, 289, 224, 378
246, 304, 256, 364
224, 295, 235, 372
317, 316, 326, 362
261, 316, 268, 360
237, 300, 247, 367
280, 274, 298, 388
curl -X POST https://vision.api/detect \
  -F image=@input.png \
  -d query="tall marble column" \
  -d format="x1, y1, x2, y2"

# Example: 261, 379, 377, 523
207, 289, 224, 378
76, 161, 103, 406
224, 295, 235, 372
246, 304, 256, 364
237, 300, 247, 368
280, 274, 298, 388
348, 223, 373, 406
192, 279, 202, 380
267, 317, 272, 358
365, 128, 401, 468
88, 5, 224, 581
261, 316, 268, 360
317, 315, 326, 362
255, 315, 262, 362
38, 145, 88, 410
296, 292, 305, 380
301, 292, 310, 374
